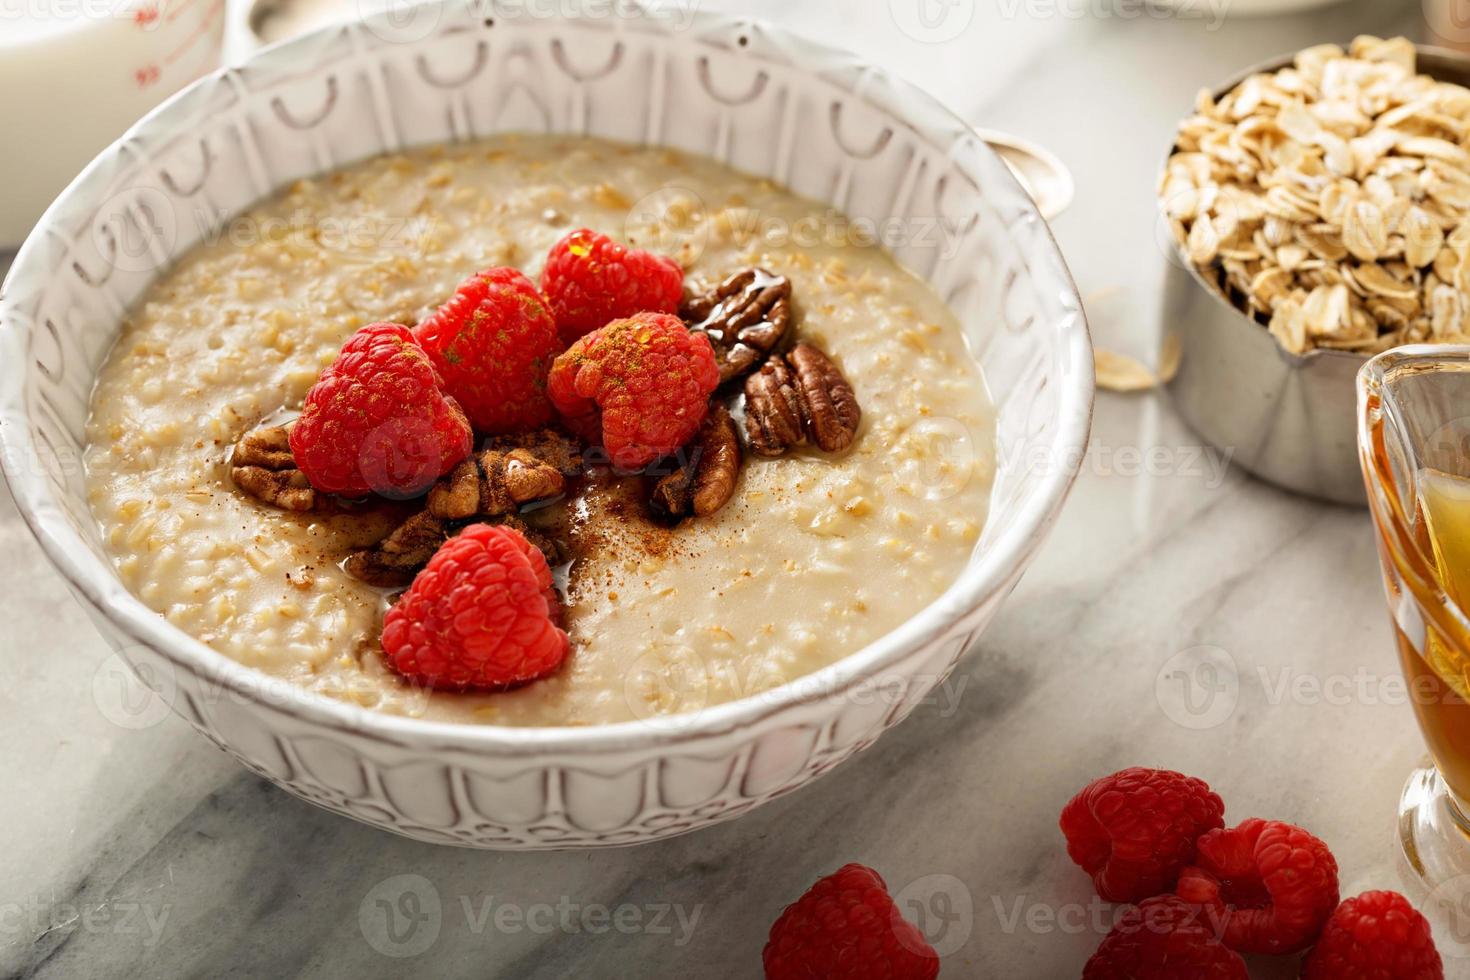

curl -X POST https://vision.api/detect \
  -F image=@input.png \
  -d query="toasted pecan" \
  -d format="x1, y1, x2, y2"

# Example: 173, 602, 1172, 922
342, 511, 449, 587
230, 424, 316, 512
426, 448, 566, 520
743, 358, 807, 457
482, 428, 584, 479
343, 513, 564, 588
682, 268, 792, 383
741, 344, 861, 456
787, 343, 861, 452
650, 404, 742, 521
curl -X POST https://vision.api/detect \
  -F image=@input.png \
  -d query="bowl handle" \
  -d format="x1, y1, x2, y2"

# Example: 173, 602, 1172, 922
975, 129, 1074, 220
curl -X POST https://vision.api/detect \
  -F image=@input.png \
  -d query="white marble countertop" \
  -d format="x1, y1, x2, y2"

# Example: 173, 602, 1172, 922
1, 1, 1453, 977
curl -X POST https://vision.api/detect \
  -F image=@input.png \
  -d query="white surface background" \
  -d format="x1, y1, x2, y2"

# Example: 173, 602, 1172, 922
1, 0, 1460, 977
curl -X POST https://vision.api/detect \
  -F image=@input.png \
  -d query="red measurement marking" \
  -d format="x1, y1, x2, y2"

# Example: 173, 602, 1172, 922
164, 0, 198, 24
133, 5, 159, 27
134, 65, 161, 88
162, 0, 224, 66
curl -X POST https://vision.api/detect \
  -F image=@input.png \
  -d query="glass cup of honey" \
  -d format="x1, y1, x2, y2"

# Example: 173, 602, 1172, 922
1360, 345, 1470, 923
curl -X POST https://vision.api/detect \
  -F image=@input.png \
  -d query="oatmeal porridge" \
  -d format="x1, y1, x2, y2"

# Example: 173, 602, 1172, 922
83, 135, 996, 726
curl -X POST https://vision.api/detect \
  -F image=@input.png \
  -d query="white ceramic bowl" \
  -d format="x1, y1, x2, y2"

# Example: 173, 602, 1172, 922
0, 3, 1093, 848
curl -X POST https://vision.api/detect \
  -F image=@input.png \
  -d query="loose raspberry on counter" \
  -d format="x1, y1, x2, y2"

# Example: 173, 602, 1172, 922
289, 323, 472, 498
1301, 891, 1444, 980
1060, 767, 1226, 904
762, 864, 939, 980
541, 228, 683, 343
1175, 817, 1339, 955
1083, 895, 1247, 980
413, 267, 563, 434
547, 311, 719, 470
381, 524, 569, 690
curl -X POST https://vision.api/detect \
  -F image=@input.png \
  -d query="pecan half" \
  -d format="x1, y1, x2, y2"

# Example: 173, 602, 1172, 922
743, 358, 807, 457
650, 404, 742, 521
344, 513, 564, 588
231, 424, 315, 512
426, 448, 565, 520
346, 430, 574, 587
682, 268, 792, 383
742, 344, 861, 456
787, 343, 861, 453
483, 428, 584, 479
343, 512, 449, 587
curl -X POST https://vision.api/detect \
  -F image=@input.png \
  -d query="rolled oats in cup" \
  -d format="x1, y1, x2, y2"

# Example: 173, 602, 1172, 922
1162, 35, 1470, 356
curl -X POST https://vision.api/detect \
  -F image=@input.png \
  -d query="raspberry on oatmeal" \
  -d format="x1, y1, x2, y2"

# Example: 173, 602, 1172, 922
541, 227, 683, 343
548, 311, 720, 470
290, 322, 472, 499
414, 266, 563, 434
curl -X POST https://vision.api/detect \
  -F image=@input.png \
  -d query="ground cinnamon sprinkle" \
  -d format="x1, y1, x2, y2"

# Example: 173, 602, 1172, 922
554, 468, 695, 606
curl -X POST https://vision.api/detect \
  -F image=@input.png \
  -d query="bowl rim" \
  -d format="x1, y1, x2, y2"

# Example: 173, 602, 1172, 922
1154, 42, 1470, 370
0, 3, 1094, 754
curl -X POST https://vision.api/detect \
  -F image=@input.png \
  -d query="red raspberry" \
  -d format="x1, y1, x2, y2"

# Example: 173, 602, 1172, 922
503, 526, 560, 618
290, 323, 472, 498
547, 311, 719, 470
1060, 767, 1225, 903
380, 523, 569, 690
413, 267, 562, 434
1175, 818, 1339, 955
1302, 891, 1444, 980
762, 864, 938, 980
540, 228, 683, 343
1083, 895, 1247, 980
